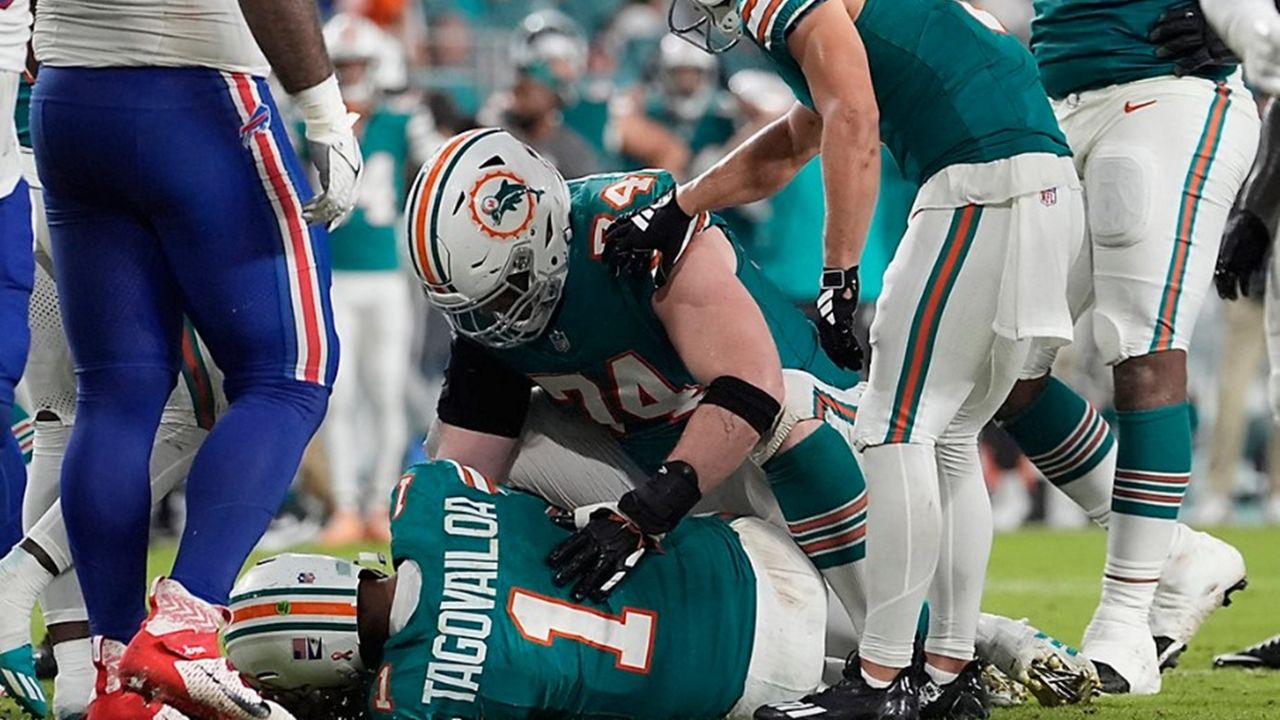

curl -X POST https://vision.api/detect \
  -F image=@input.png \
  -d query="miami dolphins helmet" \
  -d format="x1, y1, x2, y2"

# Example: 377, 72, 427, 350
405, 128, 571, 349
669, 0, 742, 54
223, 553, 365, 693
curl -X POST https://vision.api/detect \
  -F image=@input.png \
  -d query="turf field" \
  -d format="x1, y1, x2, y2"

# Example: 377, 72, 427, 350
3, 526, 1277, 719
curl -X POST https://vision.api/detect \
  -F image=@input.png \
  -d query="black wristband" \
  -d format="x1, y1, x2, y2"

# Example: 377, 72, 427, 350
701, 375, 782, 437
618, 461, 702, 535
821, 265, 860, 293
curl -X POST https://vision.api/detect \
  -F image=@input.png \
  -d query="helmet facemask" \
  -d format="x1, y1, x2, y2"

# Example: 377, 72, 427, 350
440, 237, 567, 349
668, 0, 742, 54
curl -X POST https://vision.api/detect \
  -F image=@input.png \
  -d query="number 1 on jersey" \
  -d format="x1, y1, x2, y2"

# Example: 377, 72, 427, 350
508, 588, 657, 673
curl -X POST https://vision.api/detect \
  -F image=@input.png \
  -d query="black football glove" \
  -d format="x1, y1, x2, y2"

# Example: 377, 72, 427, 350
547, 462, 701, 603
602, 189, 697, 280
1150, 4, 1240, 77
1216, 208, 1273, 300
817, 266, 865, 371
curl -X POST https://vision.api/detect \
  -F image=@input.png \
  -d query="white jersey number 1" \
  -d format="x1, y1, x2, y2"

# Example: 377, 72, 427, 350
508, 588, 657, 673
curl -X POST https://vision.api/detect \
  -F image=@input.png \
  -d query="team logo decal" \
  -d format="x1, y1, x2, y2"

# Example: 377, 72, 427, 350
275, 600, 292, 616
469, 170, 544, 240
239, 104, 272, 149
1040, 187, 1057, 207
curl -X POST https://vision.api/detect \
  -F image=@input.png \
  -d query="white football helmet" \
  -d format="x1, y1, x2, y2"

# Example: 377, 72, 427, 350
405, 128, 571, 349
224, 554, 365, 692
659, 33, 719, 122
323, 13, 389, 105
669, 0, 742, 54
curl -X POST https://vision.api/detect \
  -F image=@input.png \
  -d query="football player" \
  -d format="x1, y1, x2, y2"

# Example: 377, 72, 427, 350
609, 0, 1084, 715
221, 459, 1096, 719
984, 0, 1259, 695
29, 0, 362, 717
405, 127, 879, 684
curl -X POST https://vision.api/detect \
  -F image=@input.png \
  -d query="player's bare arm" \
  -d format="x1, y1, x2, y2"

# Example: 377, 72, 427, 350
615, 110, 692, 177
1217, 98, 1280, 299
239, 0, 364, 230
432, 422, 522, 483
652, 225, 785, 490
237, 0, 332, 92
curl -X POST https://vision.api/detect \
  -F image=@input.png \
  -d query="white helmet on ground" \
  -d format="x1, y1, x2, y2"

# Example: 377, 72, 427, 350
224, 553, 365, 693
405, 128, 571, 349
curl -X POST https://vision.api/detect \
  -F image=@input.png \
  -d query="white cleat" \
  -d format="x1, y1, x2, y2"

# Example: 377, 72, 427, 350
976, 613, 1099, 706
1149, 525, 1247, 669
1082, 607, 1161, 695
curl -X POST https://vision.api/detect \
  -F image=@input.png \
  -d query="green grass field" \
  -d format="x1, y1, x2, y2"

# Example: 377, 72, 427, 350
3, 526, 1277, 719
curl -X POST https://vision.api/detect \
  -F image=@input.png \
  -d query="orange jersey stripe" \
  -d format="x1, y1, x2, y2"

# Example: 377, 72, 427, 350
755, 0, 788, 42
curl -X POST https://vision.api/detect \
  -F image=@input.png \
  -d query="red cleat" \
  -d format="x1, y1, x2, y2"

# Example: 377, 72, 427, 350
119, 578, 273, 720
86, 636, 189, 720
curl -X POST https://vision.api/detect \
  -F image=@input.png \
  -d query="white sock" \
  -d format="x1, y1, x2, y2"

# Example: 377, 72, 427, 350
861, 668, 892, 689
0, 547, 56, 650
52, 637, 93, 719
1054, 441, 1115, 527
925, 663, 960, 686
859, 443, 941, 669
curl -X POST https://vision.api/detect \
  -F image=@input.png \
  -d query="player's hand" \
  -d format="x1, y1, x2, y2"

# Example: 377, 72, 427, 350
303, 112, 364, 232
603, 189, 697, 280
1150, 4, 1240, 76
547, 503, 657, 603
1216, 208, 1272, 300
817, 265, 865, 371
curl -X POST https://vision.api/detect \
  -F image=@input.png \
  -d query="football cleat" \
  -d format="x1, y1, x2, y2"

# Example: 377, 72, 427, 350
754, 656, 920, 720
1149, 525, 1247, 669
0, 643, 49, 718
1082, 606, 1161, 695
1213, 635, 1280, 669
978, 664, 1027, 707
919, 661, 989, 720
119, 578, 273, 720
975, 613, 1098, 707
86, 637, 189, 720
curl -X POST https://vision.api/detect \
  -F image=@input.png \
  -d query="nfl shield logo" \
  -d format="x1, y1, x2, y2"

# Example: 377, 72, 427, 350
550, 330, 570, 353
1040, 188, 1057, 206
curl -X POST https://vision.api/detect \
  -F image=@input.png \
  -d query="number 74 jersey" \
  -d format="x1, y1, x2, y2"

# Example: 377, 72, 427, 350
373, 459, 758, 718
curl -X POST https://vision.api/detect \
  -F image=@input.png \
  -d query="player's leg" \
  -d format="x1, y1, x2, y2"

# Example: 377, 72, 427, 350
761, 372, 867, 641
320, 271, 366, 545
1083, 78, 1257, 693
728, 517, 828, 715
363, 271, 413, 541
0, 175, 32, 556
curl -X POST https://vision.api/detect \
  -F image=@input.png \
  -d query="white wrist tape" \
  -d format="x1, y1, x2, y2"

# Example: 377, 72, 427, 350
292, 74, 348, 141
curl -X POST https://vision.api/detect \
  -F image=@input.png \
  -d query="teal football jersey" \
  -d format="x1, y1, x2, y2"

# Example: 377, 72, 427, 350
736, 0, 1069, 183
490, 169, 854, 471
372, 460, 758, 719
1032, 0, 1234, 99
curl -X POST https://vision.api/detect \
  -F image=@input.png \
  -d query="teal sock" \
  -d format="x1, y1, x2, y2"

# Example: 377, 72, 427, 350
764, 424, 867, 569
1002, 377, 1116, 525
765, 424, 868, 638
1112, 403, 1192, 521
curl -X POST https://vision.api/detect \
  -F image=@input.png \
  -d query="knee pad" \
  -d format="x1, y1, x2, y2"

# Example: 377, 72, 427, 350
1086, 153, 1151, 249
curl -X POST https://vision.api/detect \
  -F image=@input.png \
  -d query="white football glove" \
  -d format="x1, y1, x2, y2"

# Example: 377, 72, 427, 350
1243, 16, 1280, 96
293, 75, 364, 231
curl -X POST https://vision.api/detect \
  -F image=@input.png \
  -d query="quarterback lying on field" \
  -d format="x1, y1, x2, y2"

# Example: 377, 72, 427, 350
224, 459, 1097, 720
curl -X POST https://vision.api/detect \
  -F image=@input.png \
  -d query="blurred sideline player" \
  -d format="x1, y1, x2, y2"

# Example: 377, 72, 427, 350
611, 0, 1083, 716
30, 0, 363, 716
219, 460, 1095, 719
981, 0, 1259, 695
316, 13, 436, 547
0, 0, 32, 596
405, 128, 892, 695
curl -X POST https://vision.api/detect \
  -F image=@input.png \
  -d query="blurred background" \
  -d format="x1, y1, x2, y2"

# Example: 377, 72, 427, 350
207, 0, 1279, 551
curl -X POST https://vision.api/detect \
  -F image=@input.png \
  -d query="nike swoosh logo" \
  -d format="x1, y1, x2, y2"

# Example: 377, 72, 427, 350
1124, 99, 1158, 113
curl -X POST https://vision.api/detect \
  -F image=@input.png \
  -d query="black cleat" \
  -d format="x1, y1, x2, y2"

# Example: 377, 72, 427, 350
919, 662, 990, 720
1213, 634, 1280, 669
755, 657, 920, 720
1092, 661, 1130, 694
